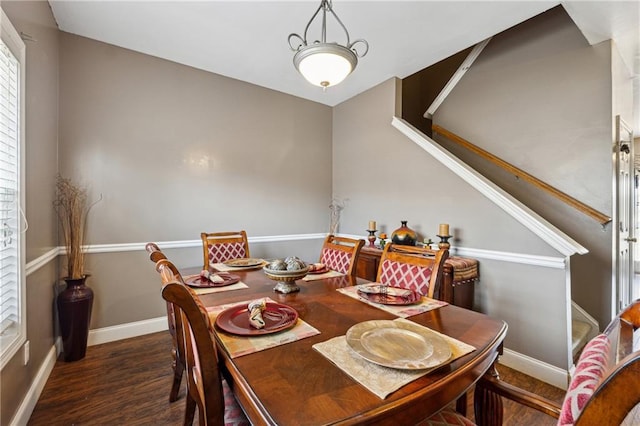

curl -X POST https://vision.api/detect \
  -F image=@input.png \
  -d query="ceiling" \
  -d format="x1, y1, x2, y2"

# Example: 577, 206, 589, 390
48, 1, 639, 131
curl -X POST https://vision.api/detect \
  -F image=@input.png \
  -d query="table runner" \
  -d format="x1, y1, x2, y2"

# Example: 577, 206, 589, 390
210, 260, 267, 272
337, 285, 448, 318
302, 270, 345, 281
312, 318, 475, 399
208, 297, 320, 358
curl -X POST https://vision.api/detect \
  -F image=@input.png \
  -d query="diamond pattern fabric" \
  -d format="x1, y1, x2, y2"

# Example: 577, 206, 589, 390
222, 378, 250, 425
558, 334, 610, 426
208, 242, 246, 264
378, 259, 434, 296
321, 248, 352, 274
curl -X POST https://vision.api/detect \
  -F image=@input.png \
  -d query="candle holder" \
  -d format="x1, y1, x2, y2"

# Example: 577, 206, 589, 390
436, 234, 452, 250
366, 229, 377, 247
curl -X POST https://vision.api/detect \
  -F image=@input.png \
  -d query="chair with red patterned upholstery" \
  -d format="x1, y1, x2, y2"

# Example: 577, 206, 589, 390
474, 299, 640, 426
161, 281, 249, 426
201, 231, 250, 269
318, 235, 365, 277
376, 243, 449, 299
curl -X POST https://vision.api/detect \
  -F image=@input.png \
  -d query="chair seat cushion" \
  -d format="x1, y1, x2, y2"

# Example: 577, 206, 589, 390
222, 378, 250, 425
558, 334, 611, 425
417, 407, 475, 425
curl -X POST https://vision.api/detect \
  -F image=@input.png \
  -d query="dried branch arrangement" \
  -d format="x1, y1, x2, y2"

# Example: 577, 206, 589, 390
54, 175, 97, 279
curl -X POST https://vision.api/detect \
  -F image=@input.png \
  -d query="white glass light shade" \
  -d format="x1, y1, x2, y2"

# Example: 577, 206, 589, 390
294, 44, 357, 88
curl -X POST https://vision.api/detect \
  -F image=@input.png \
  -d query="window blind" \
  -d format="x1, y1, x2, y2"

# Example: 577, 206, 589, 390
0, 39, 19, 336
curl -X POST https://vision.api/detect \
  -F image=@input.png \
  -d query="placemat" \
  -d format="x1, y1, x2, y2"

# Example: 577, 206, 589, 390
312, 318, 475, 399
302, 270, 345, 281
337, 285, 448, 318
210, 260, 267, 272
189, 281, 249, 295
207, 297, 320, 358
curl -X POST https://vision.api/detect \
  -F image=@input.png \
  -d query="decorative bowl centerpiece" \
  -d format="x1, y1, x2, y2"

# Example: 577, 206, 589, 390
263, 256, 309, 293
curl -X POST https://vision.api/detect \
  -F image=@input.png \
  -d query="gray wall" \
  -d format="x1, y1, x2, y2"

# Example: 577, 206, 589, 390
1, 1, 60, 425
332, 77, 571, 368
433, 7, 624, 329
57, 33, 333, 328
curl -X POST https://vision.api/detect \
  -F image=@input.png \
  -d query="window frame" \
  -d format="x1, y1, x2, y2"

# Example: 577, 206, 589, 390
0, 7, 27, 370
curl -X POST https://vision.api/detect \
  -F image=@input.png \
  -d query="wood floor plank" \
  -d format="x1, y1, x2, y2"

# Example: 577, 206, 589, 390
28, 331, 565, 425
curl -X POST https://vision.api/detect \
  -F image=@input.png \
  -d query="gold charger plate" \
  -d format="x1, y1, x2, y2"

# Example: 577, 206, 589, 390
222, 258, 264, 268
346, 320, 452, 370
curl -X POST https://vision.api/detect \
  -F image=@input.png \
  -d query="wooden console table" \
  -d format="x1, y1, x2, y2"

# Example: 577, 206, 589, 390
356, 246, 478, 310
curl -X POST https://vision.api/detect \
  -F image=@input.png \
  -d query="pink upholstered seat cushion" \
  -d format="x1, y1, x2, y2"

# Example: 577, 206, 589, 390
222, 378, 250, 425
208, 242, 247, 264
378, 258, 434, 296
557, 334, 611, 426
320, 247, 353, 274
416, 407, 475, 426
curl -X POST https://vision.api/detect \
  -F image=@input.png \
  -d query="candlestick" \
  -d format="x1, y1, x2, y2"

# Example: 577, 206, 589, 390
438, 223, 449, 236
369, 220, 376, 231
367, 229, 377, 247
436, 234, 452, 250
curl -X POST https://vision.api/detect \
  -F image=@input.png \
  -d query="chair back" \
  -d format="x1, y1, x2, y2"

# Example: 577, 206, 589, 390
161, 281, 226, 426
561, 300, 640, 425
376, 244, 448, 299
155, 258, 185, 285
150, 257, 187, 404
145, 242, 166, 263
318, 235, 365, 277
201, 231, 250, 268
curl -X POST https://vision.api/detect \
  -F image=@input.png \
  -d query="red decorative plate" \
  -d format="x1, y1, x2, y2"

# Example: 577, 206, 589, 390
215, 302, 298, 336
357, 285, 422, 305
184, 272, 240, 288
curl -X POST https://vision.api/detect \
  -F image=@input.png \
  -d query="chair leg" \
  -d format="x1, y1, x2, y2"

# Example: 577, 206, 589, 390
170, 357, 185, 402
184, 393, 197, 426
474, 365, 503, 426
456, 392, 467, 416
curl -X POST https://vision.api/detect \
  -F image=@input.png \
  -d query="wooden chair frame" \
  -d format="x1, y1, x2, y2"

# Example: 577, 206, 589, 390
161, 281, 226, 426
145, 242, 186, 404
154, 258, 198, 424
474, 300, 640, 426
376, 244, 449, 299
319, 235, 365, 277
145, 242, 166, 263
200, 231, 250, 269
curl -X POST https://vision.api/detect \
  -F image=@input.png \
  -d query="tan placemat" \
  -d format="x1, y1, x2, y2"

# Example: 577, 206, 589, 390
337, 285, 448, 318
302, 270, 345, 281
191, 281, 249, 295
207, 297, 320, 358
210, 260, 266, 272
312, 318, 475, 399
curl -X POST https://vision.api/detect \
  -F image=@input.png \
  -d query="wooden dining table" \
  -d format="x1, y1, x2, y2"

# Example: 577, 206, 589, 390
193, 266, 507, 426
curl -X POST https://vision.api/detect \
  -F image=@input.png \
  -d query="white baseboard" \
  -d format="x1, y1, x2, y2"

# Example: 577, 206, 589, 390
9, 344, 58, 426
87, 316, 168, 346
499, 348, 569, 390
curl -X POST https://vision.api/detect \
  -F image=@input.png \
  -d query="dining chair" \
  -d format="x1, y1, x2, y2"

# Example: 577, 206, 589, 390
318, 234, 365, 277
474, 299, 640, 426
376, 244, 449, 299
201, 231, 250, 269
145, 242, 166, 263
145, 243, 185, 404
161, 281, 250, 426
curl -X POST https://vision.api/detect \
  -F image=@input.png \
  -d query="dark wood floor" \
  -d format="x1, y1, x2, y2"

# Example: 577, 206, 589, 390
28, 332, 565, 425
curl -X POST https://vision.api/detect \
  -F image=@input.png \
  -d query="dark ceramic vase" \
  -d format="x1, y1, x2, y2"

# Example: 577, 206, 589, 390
391, 221, 417, 246
57, 276, 93, 362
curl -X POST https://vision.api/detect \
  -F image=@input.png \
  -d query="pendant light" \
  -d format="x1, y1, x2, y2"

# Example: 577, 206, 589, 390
288, 0, 368, 89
